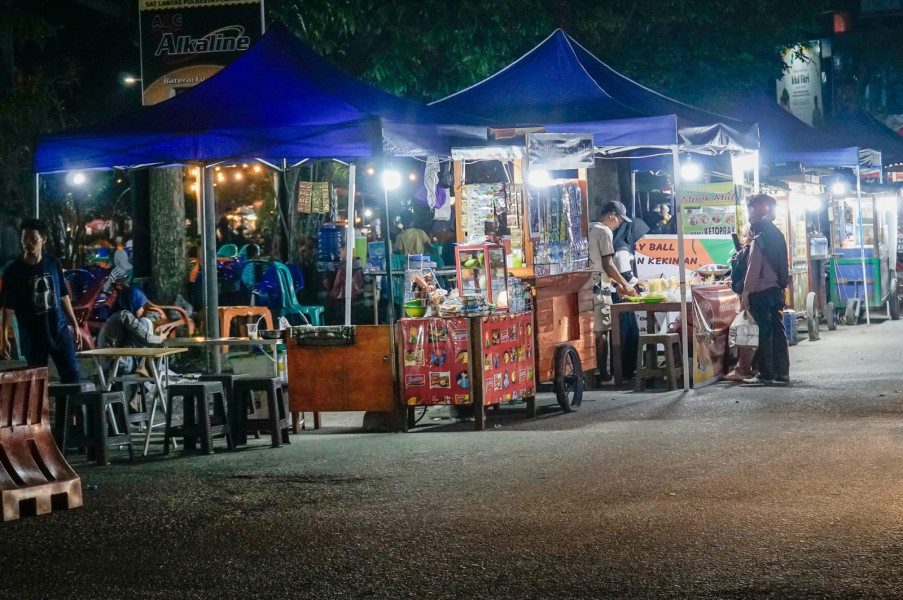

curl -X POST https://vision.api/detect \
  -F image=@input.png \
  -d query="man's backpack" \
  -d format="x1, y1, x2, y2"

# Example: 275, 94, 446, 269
729, 245, 750, 294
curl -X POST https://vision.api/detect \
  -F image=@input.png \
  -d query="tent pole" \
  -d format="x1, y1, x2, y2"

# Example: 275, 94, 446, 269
671, 146, 690, 392
201, 163, 221, 357
856, 165, 871, 325
753, 150, 760, 194
344, 163, 357, 325
34, 173, 40, 218
630, 170, 637, 217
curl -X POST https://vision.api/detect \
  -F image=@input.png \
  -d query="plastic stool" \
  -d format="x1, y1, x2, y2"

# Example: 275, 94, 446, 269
164, 382, 233, 455
232, 377, 291, 447
635, 333, 682, 391
62, 391, 133, 465
297, 306, 325, 326
49, 383, 91, 447
218, 306, 273, 337
113, 377, 156, 433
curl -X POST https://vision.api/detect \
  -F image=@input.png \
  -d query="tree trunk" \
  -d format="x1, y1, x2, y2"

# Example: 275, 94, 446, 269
149, 168, 186, 303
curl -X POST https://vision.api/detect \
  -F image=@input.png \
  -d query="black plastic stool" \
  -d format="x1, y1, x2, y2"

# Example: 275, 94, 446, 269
164, 382, 233, 455
113, 377, 155, 433
232, 377, 291, 448
62, 391, 133, 465
49, 382, 91, 447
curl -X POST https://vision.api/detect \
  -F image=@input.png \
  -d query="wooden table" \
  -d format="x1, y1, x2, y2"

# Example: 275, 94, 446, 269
77, 347, 187, 456
610, 301, 682, 387
162, 336, 282, 377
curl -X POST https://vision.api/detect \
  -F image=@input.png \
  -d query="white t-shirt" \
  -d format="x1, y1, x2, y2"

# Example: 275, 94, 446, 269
588, 222, 614, 288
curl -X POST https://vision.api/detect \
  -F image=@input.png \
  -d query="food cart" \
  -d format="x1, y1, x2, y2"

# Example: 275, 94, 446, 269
825, 186, 900, 325
449, 138, 595, 412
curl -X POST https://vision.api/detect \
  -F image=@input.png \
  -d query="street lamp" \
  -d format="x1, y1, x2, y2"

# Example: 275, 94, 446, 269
122, 75, 142, 85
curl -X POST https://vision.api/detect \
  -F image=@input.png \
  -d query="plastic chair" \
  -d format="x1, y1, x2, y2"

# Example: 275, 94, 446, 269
238, 244, 261, 258
265, 262, 321, 326
64, 269, 104, 349
239, 259, 277, 306
216, 244, 238, 259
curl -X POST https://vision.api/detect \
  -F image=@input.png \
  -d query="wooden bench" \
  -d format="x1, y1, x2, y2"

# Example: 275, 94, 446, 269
0, 367, 83, 521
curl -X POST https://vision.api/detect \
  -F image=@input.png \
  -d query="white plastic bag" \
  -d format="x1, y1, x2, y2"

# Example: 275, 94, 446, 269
729, 310, 759, 348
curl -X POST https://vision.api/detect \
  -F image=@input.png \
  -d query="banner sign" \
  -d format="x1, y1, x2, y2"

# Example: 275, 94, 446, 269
138, 0, 263, 105
527, 133, 594, 170
681, 182, 737, 236
775, 43, 824, 127
401, 318, 472, 406
634, 235, 736, 280
691, 286, 740, 387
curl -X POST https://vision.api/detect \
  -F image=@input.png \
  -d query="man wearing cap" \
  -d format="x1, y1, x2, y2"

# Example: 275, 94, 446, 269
589, 201, 638, 383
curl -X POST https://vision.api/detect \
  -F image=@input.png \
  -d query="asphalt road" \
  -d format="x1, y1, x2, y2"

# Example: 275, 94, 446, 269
4, 316, 903, 599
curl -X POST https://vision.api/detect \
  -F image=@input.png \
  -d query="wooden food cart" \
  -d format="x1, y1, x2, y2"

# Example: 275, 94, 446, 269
451, 147, 595, 414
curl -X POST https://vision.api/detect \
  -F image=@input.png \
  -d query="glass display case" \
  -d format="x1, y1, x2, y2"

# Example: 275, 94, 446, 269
455, 243, 508, 307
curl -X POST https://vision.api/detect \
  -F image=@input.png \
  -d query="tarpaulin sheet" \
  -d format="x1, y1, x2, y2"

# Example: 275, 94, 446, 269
433, 30, 757, 149
35, 24, 490, 172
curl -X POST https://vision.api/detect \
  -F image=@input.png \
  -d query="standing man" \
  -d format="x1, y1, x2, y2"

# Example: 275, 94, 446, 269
589, 201, 637, 383
0, 219, 82, 382
741, 194, 790, 386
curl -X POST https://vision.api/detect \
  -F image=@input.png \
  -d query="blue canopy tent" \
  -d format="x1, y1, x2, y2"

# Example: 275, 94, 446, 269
730, 90, 859, 168
432, 29, 758, 151
35, 23, 488, 173
433, 30, 761, 390
826, 110, 903, 169
34, 24, 490, 334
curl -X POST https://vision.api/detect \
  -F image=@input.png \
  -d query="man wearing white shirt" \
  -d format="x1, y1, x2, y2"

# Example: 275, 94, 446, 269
589, 201, 637, 382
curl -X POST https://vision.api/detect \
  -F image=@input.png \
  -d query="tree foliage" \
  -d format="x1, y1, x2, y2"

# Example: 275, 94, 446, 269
267, 0, 835, 111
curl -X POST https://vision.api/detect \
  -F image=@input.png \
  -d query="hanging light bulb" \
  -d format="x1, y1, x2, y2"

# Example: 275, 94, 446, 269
680, 157, 702, 182
528, 170, 552, 187
382, 169, 402, 190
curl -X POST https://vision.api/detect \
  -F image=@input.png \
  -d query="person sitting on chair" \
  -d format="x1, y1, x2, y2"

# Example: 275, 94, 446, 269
97, 274, 178, 375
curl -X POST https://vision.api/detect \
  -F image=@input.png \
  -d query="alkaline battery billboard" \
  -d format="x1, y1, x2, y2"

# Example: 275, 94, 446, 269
139, 0, 264, 105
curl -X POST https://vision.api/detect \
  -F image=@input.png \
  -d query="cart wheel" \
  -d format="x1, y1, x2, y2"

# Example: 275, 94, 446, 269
806, 292, 819, 341
826, 302, 836, 331
845, 300, 859, 326
890, 278, 900, 320
553, 344, 583, 413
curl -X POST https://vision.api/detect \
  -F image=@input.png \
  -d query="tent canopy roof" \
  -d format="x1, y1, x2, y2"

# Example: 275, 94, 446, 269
35, 24, 488, 173
432, 29, 757, 149
730, 89, 860, 168
826, 110, 903, 167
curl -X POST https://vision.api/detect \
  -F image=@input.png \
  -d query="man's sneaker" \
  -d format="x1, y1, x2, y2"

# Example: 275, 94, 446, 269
773, 377, 790, 386
741, 376, 774, 387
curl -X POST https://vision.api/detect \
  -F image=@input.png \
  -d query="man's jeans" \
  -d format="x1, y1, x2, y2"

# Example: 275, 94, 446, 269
748, 288, 790, 381
25, 329, 81, 384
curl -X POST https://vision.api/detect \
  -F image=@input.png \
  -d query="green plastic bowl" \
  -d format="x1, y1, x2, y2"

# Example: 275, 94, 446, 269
404, 305, 427, 318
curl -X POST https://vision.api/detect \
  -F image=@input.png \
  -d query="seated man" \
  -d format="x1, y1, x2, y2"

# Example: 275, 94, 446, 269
97, 275, 178, 375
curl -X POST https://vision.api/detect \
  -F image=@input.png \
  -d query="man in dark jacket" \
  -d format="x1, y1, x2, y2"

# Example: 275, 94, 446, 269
741, 194, 790, 386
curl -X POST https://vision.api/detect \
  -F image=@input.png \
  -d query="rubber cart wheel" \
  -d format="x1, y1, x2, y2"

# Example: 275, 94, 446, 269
826, 302, 836, 331
845, 300, 859, 326
553, 344, 583, 413
806, 291, 819, 341
890, 278, 900, 320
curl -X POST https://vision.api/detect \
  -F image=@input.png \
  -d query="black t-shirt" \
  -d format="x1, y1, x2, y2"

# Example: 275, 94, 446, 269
0, 256, 70, 351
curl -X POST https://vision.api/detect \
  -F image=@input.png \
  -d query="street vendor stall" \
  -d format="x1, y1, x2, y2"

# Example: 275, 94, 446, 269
826, 184, 900, 324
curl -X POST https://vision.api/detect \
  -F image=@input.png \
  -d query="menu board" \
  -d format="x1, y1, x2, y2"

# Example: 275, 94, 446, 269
400, 318, 471, 406
680, 182, 737, 235
477, 312, 535, 405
